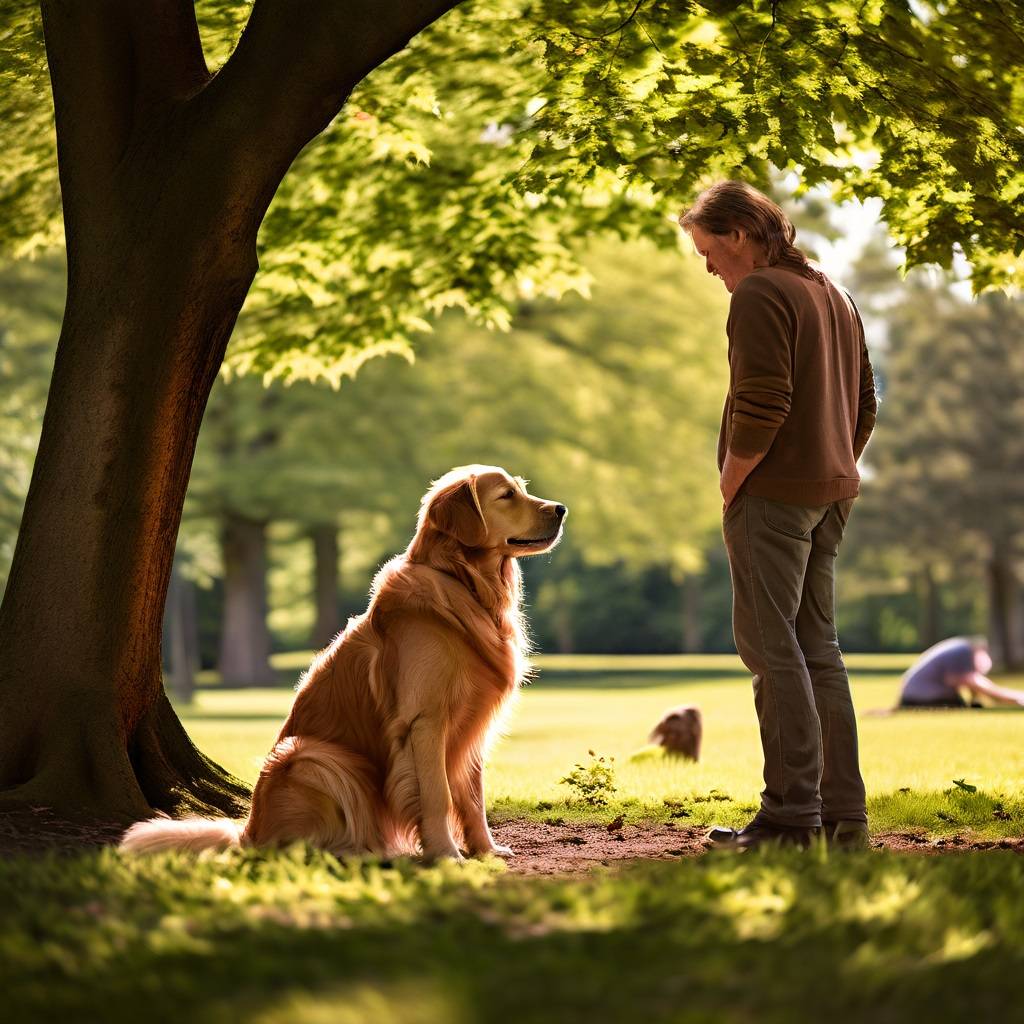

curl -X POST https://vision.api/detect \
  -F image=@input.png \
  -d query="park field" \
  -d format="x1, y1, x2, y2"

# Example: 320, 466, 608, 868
181, 653, 1024, 837
4, 654, 1023, 1023
6, 844, 1024, 1023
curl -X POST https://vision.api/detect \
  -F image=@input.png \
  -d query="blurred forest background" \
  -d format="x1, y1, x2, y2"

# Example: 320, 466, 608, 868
2, 194, 1022, 690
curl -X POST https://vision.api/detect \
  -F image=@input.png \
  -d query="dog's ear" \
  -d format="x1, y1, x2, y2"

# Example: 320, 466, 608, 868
428, 477, 488, 547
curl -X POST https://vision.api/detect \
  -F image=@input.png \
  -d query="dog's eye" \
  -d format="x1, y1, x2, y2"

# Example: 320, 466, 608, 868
498, 489, 515, 500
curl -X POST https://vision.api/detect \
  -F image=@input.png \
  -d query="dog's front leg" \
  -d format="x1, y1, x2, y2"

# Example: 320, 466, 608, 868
453, 757, 512, 858
408, 716, 464, 862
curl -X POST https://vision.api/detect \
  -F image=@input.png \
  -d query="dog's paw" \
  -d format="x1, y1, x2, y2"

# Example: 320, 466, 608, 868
472, 843, 513, 859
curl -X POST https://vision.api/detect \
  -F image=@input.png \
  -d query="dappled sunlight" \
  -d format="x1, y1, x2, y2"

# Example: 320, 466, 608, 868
717, 872, 797, 941
6, 835, 1024, 1021
927, 928, 994, 965
251, 981, 469, 1024
839, 874, 922, 926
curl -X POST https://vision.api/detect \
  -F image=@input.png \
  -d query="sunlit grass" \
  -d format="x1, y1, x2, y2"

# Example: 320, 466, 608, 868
5, 845, 1024, 1022
178, 654, 1024, 837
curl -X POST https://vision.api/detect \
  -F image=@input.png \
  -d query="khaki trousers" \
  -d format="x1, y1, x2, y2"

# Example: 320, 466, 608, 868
723, 493, 867, 827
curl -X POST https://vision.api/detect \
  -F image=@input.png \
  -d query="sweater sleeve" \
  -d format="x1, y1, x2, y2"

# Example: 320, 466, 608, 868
726, 275, 794, 458
846, 292, 877, 461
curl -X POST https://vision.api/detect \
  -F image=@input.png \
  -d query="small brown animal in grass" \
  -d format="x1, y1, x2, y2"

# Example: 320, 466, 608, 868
121, 465, 566, 862
649, 705, 703, 761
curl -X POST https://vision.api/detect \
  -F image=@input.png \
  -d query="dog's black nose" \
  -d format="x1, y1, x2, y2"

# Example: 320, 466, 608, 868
554, 504, 567, 520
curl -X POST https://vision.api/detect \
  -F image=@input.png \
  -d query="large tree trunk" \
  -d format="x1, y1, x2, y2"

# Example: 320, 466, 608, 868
310, 521, 342, 649
0, 0, 460, 822
218, 514, 276, 686
0, 259, 253, 818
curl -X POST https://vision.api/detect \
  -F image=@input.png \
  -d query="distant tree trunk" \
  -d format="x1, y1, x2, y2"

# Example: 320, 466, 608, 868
218, 514, 275, 686
680, 575, 702, 653
1014, 582, 1024, 671
165, 560, 199, 703
986, 549, 1020, 670
553, 602, 575, 655
310, 521, 342, 649
917, 564, 941, 650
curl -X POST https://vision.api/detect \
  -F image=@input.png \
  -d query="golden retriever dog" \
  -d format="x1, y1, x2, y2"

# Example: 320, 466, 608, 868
122, 465, 566, 861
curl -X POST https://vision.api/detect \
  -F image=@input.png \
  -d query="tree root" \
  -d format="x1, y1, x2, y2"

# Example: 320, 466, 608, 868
130, 693, 251, 818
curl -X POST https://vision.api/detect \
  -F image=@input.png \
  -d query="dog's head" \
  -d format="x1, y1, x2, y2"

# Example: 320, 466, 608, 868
419, 465, 567, 556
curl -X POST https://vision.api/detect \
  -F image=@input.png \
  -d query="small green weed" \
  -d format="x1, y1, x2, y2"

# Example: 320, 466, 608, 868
560, 750, 617, 807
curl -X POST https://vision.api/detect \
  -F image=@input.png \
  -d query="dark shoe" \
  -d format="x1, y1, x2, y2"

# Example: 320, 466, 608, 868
821, 820, 870, 850
706, 820, 819, 851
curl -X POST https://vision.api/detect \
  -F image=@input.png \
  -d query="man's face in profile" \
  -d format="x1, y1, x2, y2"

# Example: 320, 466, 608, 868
689, 224, 757, 294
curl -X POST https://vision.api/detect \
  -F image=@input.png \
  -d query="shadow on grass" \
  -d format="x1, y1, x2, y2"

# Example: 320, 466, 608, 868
530, 667, 748, 688
184, 652, 917, 694
530, 666, 907, 688
178, 712, 292, 722
5, 849, 1024, 1023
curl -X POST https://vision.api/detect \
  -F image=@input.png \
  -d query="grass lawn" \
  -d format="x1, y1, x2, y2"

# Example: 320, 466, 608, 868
181, 653, 1024, 837
5, 845, 1024, 1023
5, 655, 1023, 1022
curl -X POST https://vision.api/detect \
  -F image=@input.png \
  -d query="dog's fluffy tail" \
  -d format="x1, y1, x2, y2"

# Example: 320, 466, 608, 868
246, 736, 396, 854
120, 816, 243, 855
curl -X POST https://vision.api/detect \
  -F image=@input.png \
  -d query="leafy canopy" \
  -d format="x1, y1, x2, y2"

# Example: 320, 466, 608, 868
1, 0, 1021, 385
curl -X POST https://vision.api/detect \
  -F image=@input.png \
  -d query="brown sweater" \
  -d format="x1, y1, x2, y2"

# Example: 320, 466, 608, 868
717, 261, 877, 506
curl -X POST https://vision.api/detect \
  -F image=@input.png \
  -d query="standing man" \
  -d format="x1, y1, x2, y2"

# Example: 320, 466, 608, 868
679, 181, 877, 850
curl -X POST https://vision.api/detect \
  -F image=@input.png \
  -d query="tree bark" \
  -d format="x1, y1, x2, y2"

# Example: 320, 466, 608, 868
0, 0, 462, 822
310, 521, 342, 650
218, 514, 276, 686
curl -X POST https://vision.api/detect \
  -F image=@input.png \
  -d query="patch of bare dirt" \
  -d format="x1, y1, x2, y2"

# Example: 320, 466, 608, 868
491, 820, 1024, 875
877, 831, 1024, 855
493, 820, 708, 874
1, 810, 1021, 870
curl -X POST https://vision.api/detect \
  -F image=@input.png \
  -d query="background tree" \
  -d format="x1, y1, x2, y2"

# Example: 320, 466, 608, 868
855, 279, 1024, 668
0, 254, 62, 587
184, 366, 429, 679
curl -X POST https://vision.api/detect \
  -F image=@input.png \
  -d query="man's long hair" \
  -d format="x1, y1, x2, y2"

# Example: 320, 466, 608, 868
679, 180, 824, 283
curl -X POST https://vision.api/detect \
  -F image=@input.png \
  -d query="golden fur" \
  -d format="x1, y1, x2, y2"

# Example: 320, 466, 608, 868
121, 465, 566, 861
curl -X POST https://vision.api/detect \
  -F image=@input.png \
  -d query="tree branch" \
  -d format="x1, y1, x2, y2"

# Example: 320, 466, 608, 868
125, 0, 210, 107
200, 0, 465, 206
40, 0, 209, 243
566, 0, 647, 41
40, 0, 135, 236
